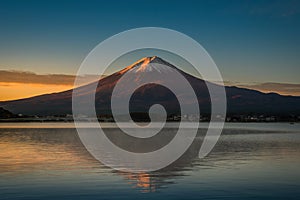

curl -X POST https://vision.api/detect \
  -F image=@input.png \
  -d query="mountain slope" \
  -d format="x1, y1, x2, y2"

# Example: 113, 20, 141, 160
1, 56, 300, 117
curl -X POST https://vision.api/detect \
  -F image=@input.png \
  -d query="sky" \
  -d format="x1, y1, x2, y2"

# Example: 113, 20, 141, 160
0, 0, 300, 100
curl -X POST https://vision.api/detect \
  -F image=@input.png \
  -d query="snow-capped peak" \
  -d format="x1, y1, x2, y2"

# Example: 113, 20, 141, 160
119, 56, 175, 74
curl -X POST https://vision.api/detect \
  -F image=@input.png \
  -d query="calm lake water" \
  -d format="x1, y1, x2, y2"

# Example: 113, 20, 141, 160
0, 123, 299, 200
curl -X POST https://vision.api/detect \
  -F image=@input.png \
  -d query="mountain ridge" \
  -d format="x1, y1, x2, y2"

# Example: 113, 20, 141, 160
1, 56, 300, 117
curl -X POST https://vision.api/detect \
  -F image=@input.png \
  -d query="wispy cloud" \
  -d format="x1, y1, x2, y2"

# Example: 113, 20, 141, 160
1, 70, 299, 98
235, 82, 300, 96
0, 70, 102, 86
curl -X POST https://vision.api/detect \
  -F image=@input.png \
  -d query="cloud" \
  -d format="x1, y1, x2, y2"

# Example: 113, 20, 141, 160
1, 70, 299, 97
0, 70, 102, 86
236, 82, 300, 96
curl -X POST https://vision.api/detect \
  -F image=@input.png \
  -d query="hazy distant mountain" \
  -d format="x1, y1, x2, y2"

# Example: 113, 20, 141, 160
1, 56, 300, 117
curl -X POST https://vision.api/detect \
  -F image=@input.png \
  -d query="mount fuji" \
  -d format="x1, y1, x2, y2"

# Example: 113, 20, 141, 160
1, 56, 300, 118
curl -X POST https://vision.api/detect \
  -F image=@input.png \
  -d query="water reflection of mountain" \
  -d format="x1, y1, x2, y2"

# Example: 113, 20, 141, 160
1, 127, 299, 192
0, 127, 204, 191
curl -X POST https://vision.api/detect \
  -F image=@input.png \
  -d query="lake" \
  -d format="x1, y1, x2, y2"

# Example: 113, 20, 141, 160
0, 123, 299, 199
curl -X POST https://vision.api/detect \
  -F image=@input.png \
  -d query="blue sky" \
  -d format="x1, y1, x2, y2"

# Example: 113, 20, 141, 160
0, 0, 299, 85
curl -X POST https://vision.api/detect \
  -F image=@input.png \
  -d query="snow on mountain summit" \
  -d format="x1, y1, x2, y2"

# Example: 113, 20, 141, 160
119, 56, 176, 74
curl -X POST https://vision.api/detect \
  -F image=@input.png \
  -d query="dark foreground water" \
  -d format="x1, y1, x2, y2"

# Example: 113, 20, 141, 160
0, 123, 299, 200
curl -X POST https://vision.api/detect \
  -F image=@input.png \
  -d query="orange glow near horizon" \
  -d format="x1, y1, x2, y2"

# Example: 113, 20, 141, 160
0, 82, 73, 101
0, 81, 299, 102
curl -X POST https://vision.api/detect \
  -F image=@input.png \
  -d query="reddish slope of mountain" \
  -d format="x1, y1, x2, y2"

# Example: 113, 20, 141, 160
1, 56, 300, 116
